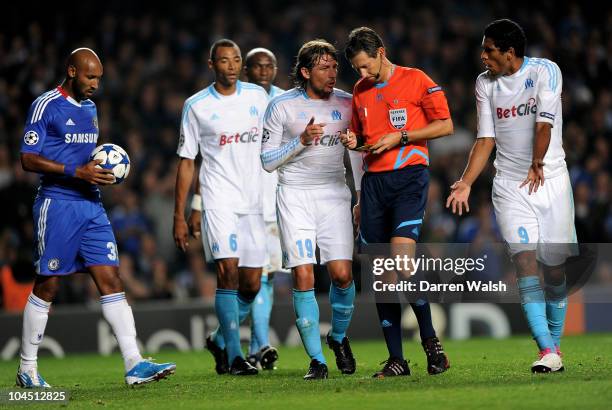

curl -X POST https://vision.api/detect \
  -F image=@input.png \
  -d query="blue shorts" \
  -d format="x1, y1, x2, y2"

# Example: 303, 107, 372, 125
33, 196, 119, 275
360, 165, 429, 243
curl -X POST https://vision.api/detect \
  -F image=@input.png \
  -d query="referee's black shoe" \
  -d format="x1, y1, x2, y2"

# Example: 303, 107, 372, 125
205, 335, 229, 375
372, 357, 411, 378
326, 334, 356, 374
303, 359, 328, 380
422, 336, 450, 375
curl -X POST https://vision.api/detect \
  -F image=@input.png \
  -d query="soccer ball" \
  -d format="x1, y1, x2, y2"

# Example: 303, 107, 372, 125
90, 143, 131, 184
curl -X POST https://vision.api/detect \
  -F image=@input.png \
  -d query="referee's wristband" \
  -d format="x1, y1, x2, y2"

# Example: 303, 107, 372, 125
64, 164, 77, 177
191, 194, 202, 212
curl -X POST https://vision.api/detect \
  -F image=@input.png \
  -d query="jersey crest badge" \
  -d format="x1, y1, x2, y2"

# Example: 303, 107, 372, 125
48, 258, 60, 271
389, 108, 407, 129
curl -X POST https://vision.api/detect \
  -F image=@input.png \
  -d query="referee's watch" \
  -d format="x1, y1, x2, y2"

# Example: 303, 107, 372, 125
399, 130, 410, 146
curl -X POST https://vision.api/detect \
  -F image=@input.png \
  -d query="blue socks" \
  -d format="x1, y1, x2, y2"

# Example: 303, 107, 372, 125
376, 302, 403, 359
214, 289, 241, 363
410, 299, 436, 340
293, 289, 325, 364
212, 291, 254, 349
545, 279, 567, 348
329, 281, 355, 343
518, 276, 556, 352
249, 275, 274, 354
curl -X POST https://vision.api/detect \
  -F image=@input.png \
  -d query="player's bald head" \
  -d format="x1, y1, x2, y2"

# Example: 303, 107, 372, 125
245, 48, 277, 67
63, 48, 103, 100
66, 48, 102, 72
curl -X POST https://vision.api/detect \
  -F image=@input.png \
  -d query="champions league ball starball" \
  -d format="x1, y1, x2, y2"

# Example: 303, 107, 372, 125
90, 143, 131, 184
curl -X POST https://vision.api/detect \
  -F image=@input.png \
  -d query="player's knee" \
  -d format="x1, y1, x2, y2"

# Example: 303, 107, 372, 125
513, 252, 537, 277
217, 273, 239, 289
100, 274, 124, 295
543, 264, 565, 284
331, 269, 353, 289
216, 260, 239, 289
238, 279, 261, 299
33, 276, 60, 302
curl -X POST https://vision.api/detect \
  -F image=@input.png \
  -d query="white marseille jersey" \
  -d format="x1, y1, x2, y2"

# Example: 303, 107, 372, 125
262, 88, 352, 188
262, 85, 285, 222
178, 81, 269, 213
476, 57, 565, 180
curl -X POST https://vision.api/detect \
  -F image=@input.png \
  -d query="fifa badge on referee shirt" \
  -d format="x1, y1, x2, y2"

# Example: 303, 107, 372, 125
389, 108, 407, 129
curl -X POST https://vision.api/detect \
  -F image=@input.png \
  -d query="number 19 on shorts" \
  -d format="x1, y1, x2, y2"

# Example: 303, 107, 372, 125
296, 239, 313, 258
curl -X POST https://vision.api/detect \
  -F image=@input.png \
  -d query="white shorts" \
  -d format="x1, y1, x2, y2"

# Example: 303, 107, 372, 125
277, 184, 353, 268
492, 170, 578, 266
264, 220, 289, 274
202, 209, 266, 268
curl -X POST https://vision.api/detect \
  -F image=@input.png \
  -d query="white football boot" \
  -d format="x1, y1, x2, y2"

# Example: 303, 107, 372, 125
531, 348, 564, 373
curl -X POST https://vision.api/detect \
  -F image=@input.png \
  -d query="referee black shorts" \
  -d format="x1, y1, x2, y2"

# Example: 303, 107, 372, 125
359, 164, 429, 244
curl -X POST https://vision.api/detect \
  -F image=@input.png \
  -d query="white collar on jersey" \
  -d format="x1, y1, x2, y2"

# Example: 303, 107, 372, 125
66, 95, 82, 107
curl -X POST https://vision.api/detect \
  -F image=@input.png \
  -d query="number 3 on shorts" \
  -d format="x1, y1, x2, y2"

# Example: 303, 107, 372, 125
107, 242, 117, 261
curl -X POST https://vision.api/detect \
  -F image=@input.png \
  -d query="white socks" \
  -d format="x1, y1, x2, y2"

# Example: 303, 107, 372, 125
19, 293, 51, 372
100, 292, 143, 371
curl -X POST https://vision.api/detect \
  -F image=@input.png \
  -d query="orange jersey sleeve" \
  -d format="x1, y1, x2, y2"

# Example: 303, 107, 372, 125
351, 66, 451, 172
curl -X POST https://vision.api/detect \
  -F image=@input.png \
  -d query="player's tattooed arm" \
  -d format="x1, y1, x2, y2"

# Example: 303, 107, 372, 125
20, 153, 115, 185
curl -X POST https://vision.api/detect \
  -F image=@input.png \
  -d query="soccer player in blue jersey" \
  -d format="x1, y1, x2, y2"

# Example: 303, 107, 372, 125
16, 48, 175, 388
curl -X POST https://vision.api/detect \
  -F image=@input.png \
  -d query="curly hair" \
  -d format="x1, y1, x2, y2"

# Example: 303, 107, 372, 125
290, 39, 337, 90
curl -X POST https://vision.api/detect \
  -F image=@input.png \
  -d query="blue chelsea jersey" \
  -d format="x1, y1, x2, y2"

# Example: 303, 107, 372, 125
21, 87, 101, 200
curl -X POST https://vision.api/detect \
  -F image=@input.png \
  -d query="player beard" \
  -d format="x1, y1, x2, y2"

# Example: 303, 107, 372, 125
310, 81, 335, 99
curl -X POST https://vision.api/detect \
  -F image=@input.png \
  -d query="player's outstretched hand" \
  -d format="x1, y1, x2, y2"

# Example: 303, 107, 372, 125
520, 159, 545, 195
340, 128, 358, 150
77, 159, 116, 185
300, 116, 326, 146
188, 210, 202, 239
371, 132, 401, 154
173, 216, 189, 252
446, 180, 471, 216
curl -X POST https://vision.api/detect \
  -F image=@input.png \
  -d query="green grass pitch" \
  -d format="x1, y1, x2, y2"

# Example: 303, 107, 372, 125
2, 334, 611, 409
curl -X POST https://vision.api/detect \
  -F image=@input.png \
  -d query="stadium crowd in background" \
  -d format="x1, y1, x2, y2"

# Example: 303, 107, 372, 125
1, 1, 610, 308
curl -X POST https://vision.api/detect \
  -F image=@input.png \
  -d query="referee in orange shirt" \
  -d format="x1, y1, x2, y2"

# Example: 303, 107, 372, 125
342, 27, 453, 378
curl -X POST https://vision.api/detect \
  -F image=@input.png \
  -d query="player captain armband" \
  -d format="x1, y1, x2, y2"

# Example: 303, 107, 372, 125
191, 194, 202, 212
64, 164, 77, 177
